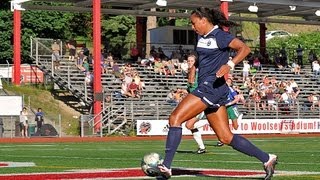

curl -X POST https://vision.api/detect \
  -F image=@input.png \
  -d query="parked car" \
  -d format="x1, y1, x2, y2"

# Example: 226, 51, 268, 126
257, 30, 292, 41
265, 30, 292, 41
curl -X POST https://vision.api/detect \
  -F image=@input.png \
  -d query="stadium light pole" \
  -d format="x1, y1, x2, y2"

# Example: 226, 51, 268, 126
11, 0, 30, 85
92, 0, 102, 134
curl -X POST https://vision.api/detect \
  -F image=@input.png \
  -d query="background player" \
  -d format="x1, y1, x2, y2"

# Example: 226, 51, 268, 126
216, 77, 243, 146
185, 54, 206, 154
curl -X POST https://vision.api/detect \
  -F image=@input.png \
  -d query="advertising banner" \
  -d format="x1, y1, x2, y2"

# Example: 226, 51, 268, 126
12, 64, 44, 83
136, 119, 320, 136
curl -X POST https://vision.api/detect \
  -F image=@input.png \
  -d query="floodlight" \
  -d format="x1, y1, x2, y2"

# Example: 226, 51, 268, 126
156, 0, 167, 7
289, 6, 296, 11
248, 3, 258, 13
10, 0, 30, 11
315, 10, 320, 16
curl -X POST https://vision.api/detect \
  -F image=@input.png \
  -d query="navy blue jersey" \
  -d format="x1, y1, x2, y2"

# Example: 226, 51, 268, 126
192, 26, 235, 108
196, 26, 234, 84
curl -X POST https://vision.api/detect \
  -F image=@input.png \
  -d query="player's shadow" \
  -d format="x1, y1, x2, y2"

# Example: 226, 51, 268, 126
156, 168, 265, 179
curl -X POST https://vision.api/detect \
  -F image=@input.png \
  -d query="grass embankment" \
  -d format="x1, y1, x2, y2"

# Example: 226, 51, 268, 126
3, 83, 80, 136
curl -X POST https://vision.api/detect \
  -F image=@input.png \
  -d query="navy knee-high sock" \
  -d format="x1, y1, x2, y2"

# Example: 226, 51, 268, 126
230, 134, 269, 163
163, 127, 182, 169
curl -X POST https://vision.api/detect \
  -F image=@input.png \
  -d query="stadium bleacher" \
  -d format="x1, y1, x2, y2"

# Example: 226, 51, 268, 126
34, 41, 320, 135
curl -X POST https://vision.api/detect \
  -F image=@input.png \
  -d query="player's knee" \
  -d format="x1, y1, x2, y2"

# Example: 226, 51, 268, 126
219, 136, 233, 145
185, 122, 193, 130
169, 113, 182, 127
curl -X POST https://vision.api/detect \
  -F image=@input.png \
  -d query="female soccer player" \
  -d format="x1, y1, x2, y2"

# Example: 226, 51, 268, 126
158, 7, 277, 180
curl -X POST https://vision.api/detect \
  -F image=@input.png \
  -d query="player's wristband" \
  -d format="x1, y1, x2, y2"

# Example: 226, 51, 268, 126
227, 60, 235, 70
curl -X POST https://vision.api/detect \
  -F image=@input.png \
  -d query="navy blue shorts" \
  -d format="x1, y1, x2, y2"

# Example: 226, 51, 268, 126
192, 78, 228, 110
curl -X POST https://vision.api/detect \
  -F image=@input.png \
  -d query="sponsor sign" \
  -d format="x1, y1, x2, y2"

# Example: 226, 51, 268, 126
136, 119, 320, 135
12, 64, 44, 83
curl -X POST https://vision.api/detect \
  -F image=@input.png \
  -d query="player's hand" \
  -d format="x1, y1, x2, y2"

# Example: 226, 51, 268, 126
216, 64, 230, 78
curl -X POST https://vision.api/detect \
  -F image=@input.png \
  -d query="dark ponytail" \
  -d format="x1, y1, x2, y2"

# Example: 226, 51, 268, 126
191, 7, 237, 28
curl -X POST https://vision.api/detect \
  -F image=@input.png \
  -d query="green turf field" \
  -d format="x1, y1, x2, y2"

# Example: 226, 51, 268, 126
0, 136, 319, 179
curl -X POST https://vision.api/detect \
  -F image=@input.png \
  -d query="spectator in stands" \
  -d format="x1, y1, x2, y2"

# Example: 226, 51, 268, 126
133, 72, 144, 92
309, 92, 319, 111
166, 89, 178, 106
81, 44, 89, 56
140, 56, 152, 67
174, 88, 188, 103
20, 107, 29, 137
67, 41, 76, 61
102, 59, 109, 74
106, 52, 114, 68
233, 85, 246, 105
150, 46, 157, 56
123, 73, 133, 88
51, 40, 60, 70
35, 108, 44, 132
105, 95, 112, 107
308, 50, 317, 71
77, 50, 86, 70
82, 59, 90, 73
270, 75, 278, 86
120, 81, 131, 97
242, 60, 250, 83
180, 60, 189, 76
266, 87, 277, 111
158, 47, 168, 60
112, 62, 121, 78
85, 71, 93, 86
253, 57, 262, 70
302, 94, 314, 111
128, 79, 140, 98
87, 53, 93, 65
296, 44, 303, 67
290, 61, 301, 75
130, 45, 139, 62
166, 60, 176, 76
289, 79, 300, 100
279, 47, 288, 67
278, 89, 292, 112
312, 60, 320, 78
170, 50, 181, 69
154, 59, 165, 75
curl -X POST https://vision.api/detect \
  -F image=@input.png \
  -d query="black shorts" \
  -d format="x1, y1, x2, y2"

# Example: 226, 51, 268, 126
69, 49, 76, 56
192, 78, 228, 110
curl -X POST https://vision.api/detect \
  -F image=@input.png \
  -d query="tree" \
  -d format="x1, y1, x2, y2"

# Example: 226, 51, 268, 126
0, 1, 90, 64
101, 15, 136, 58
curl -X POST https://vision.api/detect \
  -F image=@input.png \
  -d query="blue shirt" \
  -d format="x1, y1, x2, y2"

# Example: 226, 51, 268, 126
196, 26, 234, 84
227, 86, 238, 107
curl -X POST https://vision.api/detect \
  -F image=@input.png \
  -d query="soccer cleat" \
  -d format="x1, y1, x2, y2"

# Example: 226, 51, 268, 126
216, 141, 224, 147
263, 154, 278, 180
157, 164, 172, 179
196, 148, 206, 154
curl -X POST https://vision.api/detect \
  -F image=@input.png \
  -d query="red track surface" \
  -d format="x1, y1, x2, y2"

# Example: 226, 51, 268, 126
0, 133, 319, 179
0, 133, 319, 143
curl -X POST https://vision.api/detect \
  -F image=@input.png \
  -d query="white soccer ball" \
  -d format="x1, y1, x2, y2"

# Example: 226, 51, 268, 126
141, 152, 164, 177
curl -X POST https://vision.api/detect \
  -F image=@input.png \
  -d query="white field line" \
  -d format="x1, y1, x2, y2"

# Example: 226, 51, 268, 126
1, 154, 320, 166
